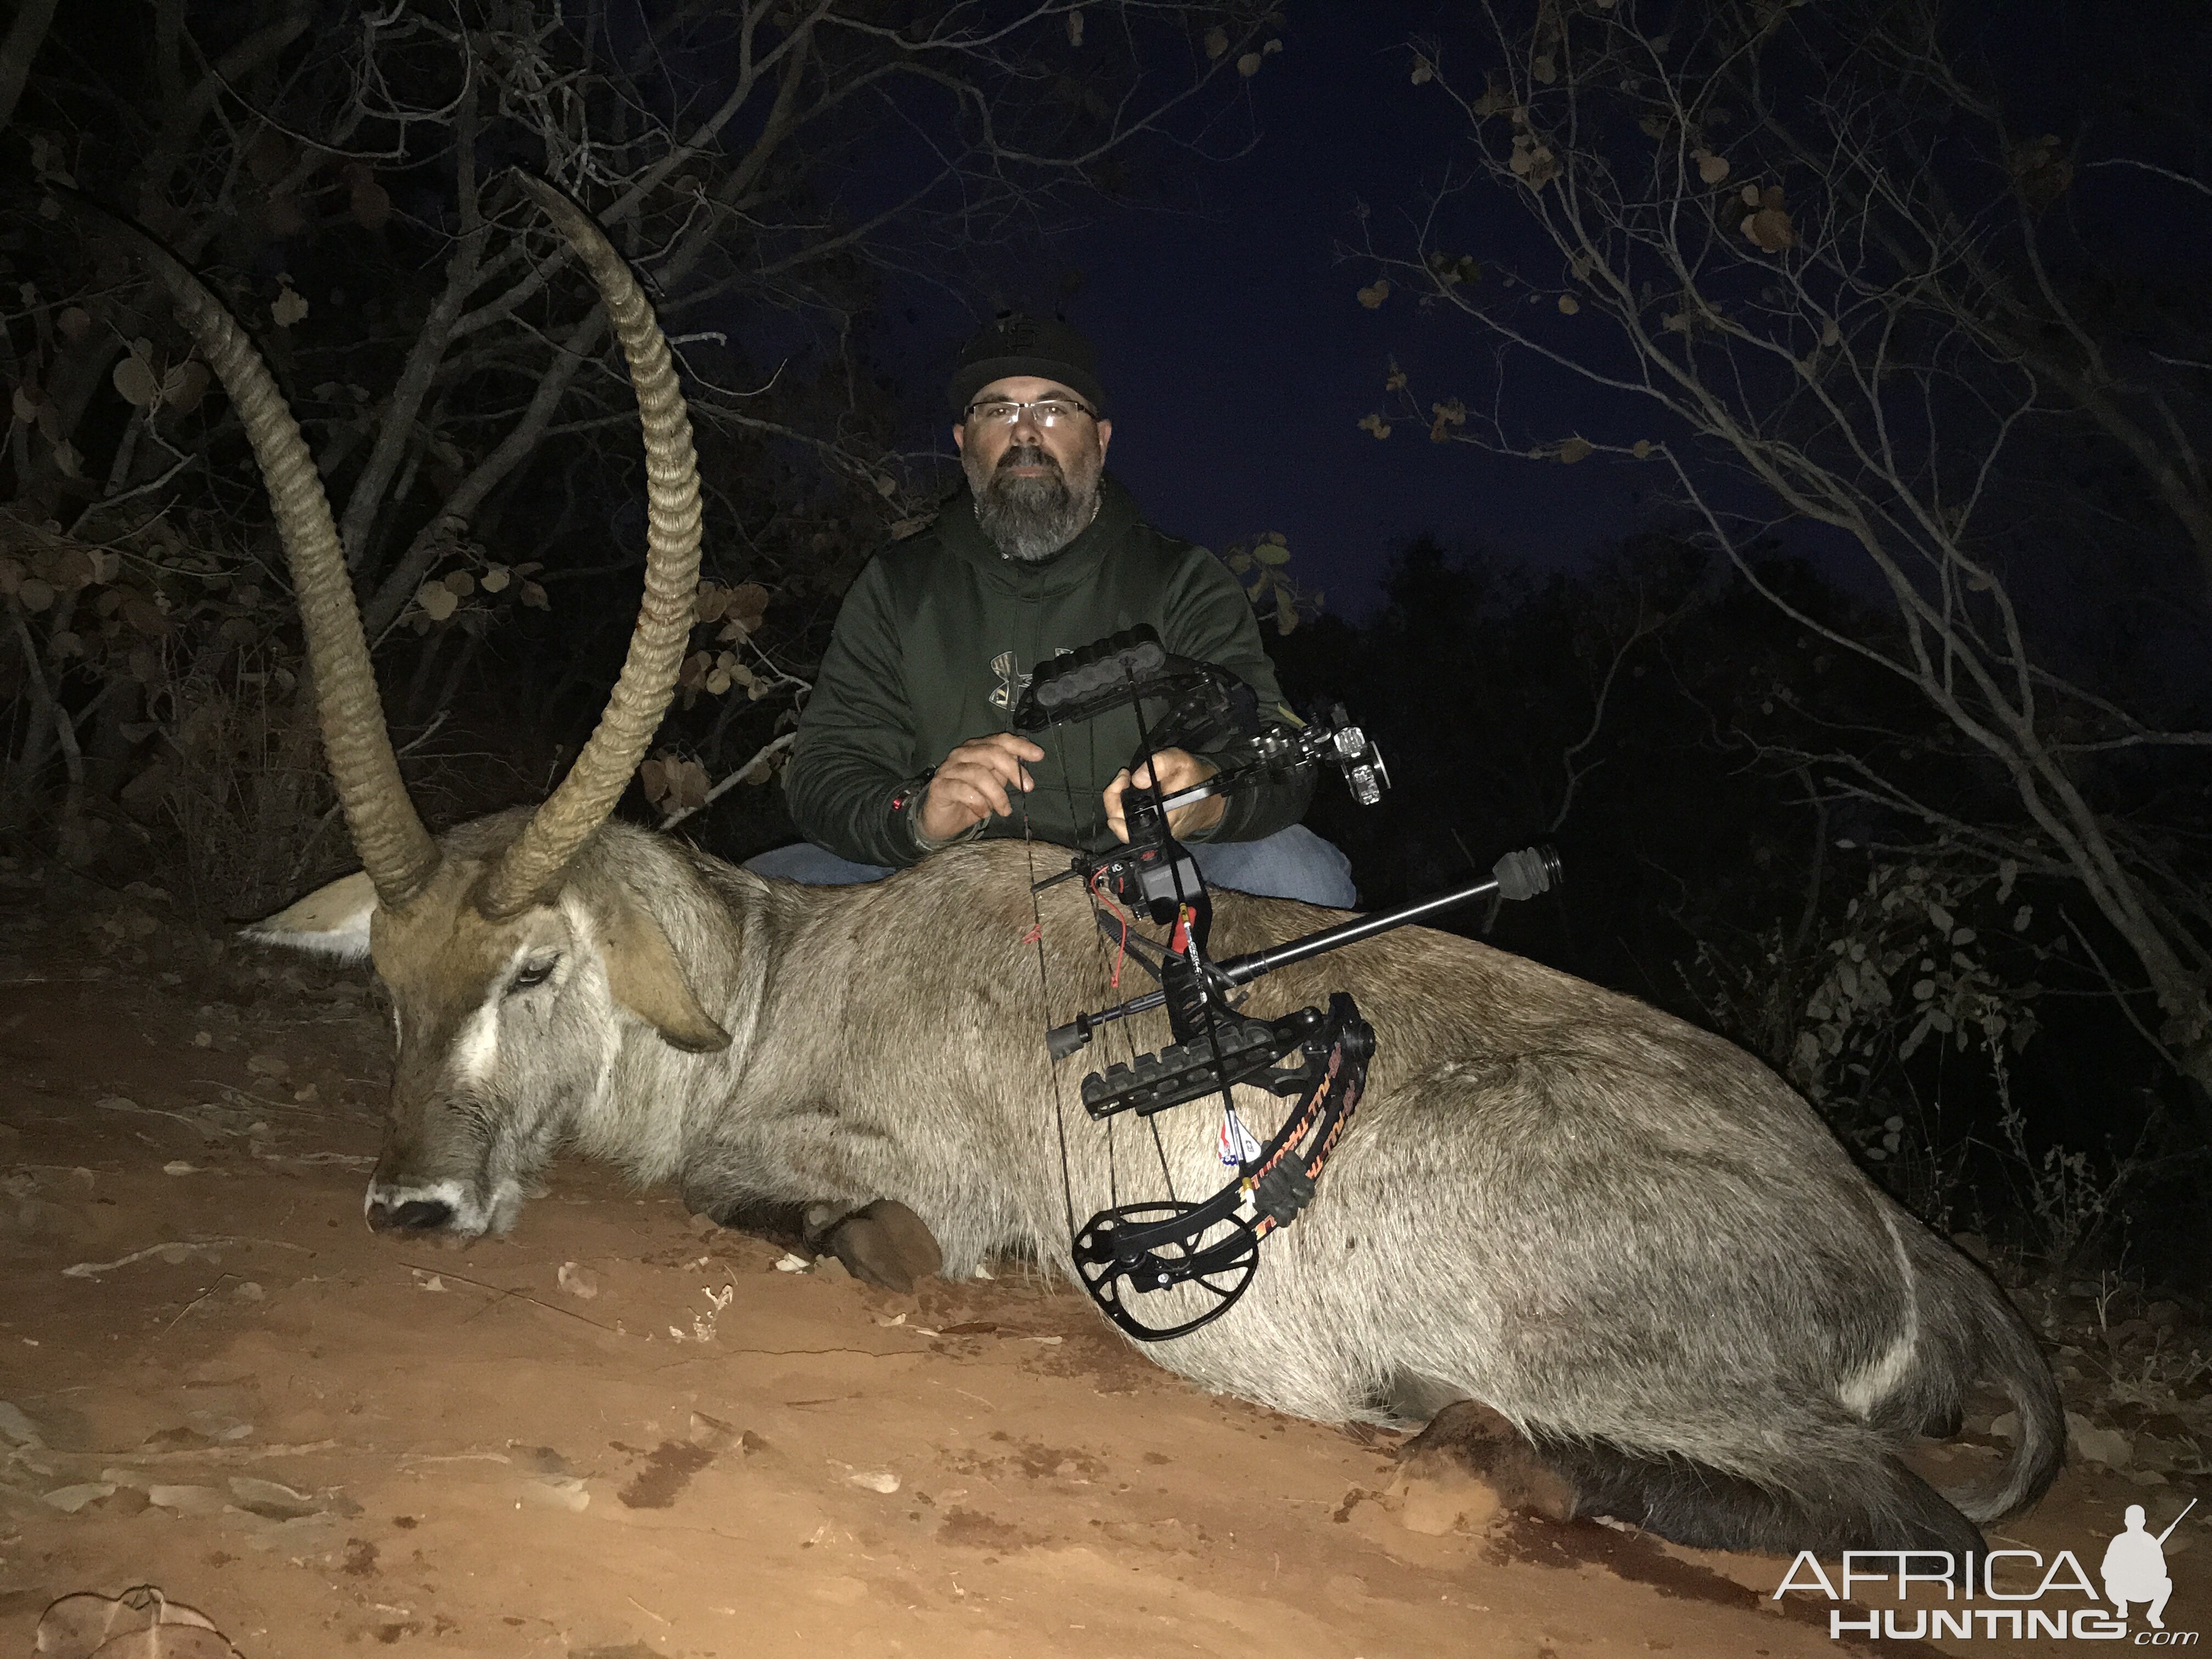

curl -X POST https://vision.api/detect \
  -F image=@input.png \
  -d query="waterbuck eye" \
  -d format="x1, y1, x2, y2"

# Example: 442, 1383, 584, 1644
510, 958, 557, 994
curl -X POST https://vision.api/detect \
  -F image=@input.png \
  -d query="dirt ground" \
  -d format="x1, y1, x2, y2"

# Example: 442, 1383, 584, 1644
1, 867, 2205, 1658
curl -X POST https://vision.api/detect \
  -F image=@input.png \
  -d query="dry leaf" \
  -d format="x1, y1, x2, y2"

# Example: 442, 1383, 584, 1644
57, 306, 91, 342
1204, 25, 1227, 58
349, 177, 391, 233
1558, 294, 1580, 314
1742, 204, 1795, 253
1557, 436, 1594, 463
1631, 439, 1654, 459
1410, 54, 1434, 85
1820, 317, 1841, 346
1531, 53, 1556, 83
1357, 413, 1392, 440
415, 583, 458, 622
162, 360, 211, 415
1696, 150, 1730, 185
270, 286, 309, 329
1356, 280, 1391, 309
557, 1261, 600, 1300
443, 571, 475, 598
1064, 7, 1084, 46
480, 566, 510, 593
725, 581, 770, 625
519, 579, 548, 610
19, 577, 56, 612
112, 354, 161, 410
1237, 50, 1262, 76
12, 382, 44, 422
35, 1585, 239, 1659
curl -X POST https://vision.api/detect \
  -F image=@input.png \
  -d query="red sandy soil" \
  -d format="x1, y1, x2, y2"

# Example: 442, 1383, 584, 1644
1, 871, 2204, 1658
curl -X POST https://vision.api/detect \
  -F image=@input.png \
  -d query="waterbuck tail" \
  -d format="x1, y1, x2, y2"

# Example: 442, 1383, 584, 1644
1929, 1245, 2065, 1524
1852, 1218, 2064, 1525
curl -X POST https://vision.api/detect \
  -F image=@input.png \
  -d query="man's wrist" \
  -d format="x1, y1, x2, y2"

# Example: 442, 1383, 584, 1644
892, 770, 980, 854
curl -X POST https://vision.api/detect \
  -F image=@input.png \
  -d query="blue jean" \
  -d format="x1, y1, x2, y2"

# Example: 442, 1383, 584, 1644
746, 823, 1358, 909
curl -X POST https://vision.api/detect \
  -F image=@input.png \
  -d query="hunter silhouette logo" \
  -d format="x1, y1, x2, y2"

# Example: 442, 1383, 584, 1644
1776, 1497, 2200, 1643
2106, 1500, 2192, 1632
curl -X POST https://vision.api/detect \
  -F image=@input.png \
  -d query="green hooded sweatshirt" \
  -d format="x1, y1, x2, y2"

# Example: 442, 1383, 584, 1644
784, 476, 1313, 867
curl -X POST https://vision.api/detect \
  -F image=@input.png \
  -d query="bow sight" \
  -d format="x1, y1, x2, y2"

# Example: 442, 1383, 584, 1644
1013, 625, 1560, 1342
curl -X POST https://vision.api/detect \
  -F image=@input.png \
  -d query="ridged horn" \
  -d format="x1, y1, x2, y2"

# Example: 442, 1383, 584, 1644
122, 210, 443, 910
475, 173, 703, 921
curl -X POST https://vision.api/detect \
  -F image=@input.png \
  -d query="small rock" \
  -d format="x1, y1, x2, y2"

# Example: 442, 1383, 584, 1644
192, 1031, 213, 1048
292, 1083, 318, 1103
846, 1470, 900, 1494
521, 1476, 590, 1512
557, 1262, 601, 1301
245, 1052, 289, 1079
2067, 1411, 2132, 1470
0, 1401, 41, 1446
163, 1161, 201, 1177
42, 1482, 116, 1513
772, 1252, 811, 1273
229, 1476, 321, 1520
149, 1483, 228, 1514
232, 1281, 265, 1302
811, 1255, 853, 1283
687, 1211, 721, 1236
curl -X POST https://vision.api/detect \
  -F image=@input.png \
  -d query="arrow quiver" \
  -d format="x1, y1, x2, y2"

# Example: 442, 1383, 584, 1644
1013, 624, 1560, 1342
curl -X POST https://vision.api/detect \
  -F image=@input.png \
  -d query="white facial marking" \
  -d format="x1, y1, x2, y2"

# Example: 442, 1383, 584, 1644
452, 996, 500, 1085
452, 942, 535, 1086
363, 1176, 483, 1232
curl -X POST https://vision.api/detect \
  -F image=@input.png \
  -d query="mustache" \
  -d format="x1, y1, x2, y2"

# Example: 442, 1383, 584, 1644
994, 443, 1064, 479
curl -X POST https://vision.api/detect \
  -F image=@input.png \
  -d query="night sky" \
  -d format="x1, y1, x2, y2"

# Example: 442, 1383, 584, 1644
870, 2, 1655, 618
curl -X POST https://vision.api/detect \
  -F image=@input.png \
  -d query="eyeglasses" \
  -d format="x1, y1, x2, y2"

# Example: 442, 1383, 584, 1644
962, 397, 1097, 429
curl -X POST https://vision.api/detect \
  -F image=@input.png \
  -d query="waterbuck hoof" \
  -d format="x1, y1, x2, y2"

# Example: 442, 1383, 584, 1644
821, 1200, 943, 1293
1394, 1400, 1577, 1529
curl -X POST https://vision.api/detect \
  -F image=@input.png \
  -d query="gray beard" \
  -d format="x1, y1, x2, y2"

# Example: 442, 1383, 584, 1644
969, 449, 1100, 562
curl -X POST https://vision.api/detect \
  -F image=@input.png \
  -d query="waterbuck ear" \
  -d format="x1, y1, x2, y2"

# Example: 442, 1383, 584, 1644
242, 870, 378, 961
590, 883, 730, 1054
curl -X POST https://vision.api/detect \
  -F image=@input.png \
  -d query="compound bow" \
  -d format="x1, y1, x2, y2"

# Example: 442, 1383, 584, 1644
1010, 625, 1559, 1342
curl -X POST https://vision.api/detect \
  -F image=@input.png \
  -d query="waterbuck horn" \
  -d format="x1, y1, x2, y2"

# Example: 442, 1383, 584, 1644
476, 173, 703, 920
114, 175, 699, 918
126, 213, 443, 909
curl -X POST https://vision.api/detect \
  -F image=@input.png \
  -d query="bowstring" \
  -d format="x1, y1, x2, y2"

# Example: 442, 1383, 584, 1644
1016, 792, 1082, 1248
1018, 699, 1148, 1239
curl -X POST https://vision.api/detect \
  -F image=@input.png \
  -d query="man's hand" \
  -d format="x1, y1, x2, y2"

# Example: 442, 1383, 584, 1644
917, 732, 1046, 845
1104, 748, 1225, 844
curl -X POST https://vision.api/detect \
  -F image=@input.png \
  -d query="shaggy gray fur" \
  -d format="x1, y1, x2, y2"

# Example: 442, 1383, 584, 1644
276, 812, 2064, 1555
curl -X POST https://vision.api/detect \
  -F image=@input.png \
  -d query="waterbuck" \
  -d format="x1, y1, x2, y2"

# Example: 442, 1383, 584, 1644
138, 174, 2061, 1562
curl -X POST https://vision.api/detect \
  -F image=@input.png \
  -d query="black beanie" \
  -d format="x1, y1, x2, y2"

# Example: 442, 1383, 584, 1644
947, 313, 1107, 416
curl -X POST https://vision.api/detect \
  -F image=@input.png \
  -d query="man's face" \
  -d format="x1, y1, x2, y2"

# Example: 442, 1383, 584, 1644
953, 375, 1113, 562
